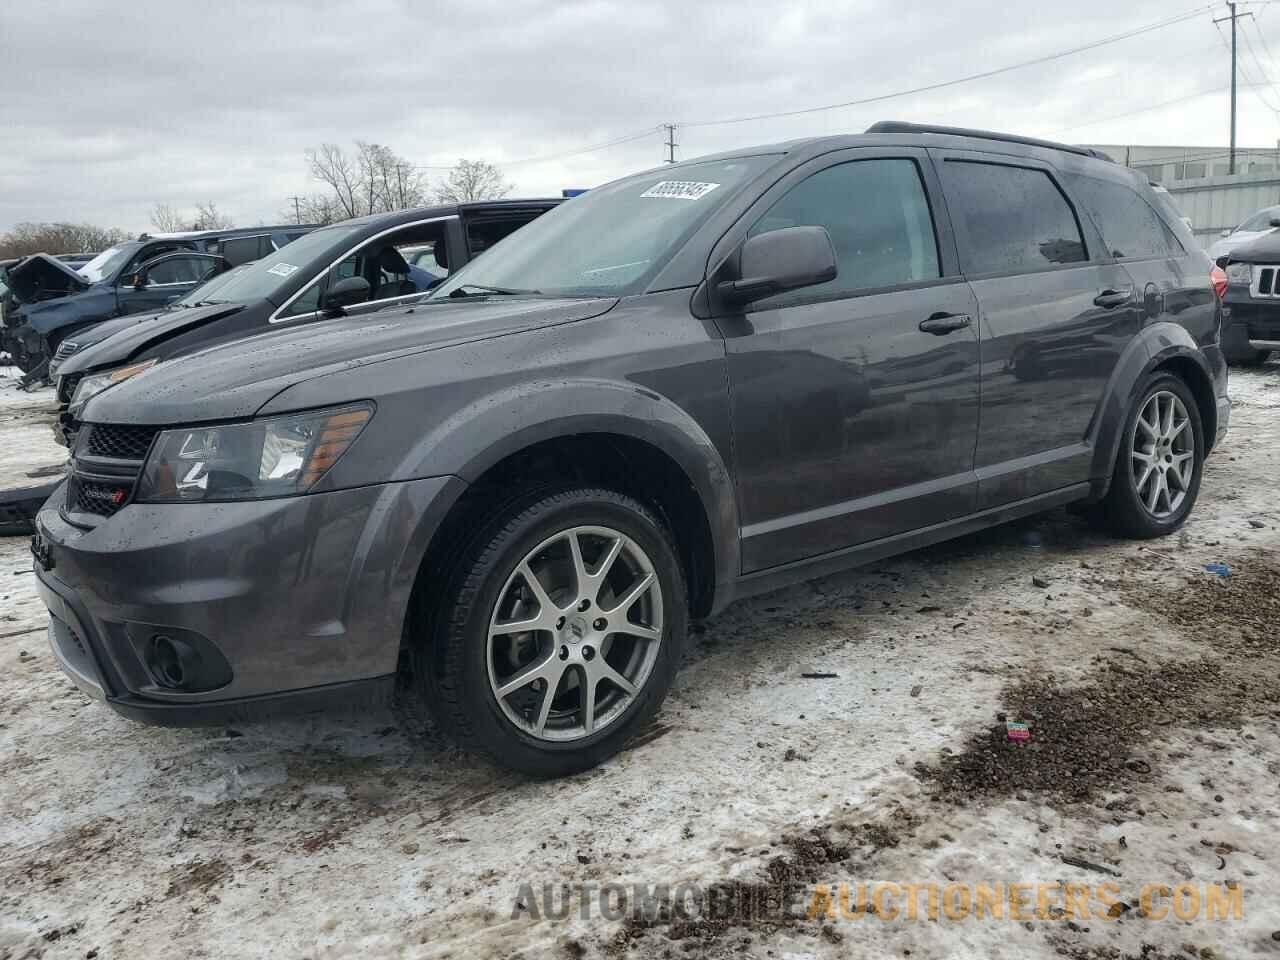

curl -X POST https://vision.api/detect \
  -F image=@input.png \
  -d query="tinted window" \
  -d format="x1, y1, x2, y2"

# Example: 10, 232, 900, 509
147, 255, 215, 285
942, 162, 1086, 275
745, 159, 939, 305
1068, 176, 1182, 260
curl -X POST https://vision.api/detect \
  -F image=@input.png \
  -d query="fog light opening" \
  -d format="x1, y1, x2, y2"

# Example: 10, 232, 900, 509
148, 634, 191, 689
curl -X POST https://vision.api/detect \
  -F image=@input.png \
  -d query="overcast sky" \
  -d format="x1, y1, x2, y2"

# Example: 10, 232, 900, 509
1, 0, 1276, 234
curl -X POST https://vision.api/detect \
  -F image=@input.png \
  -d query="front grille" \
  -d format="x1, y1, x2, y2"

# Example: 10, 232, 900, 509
68, 476, 129, 517
85, 424, 159, 460
52, 340, 79, 363
1249, 265, 1280, 299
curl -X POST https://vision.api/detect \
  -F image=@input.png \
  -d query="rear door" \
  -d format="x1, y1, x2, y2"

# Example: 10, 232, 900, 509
713, 148, 982, 572
931, 151, 1142, 508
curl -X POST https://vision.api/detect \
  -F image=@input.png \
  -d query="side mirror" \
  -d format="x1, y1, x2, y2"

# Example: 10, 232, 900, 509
1269, 218, 1280, 228
718, 226, 837, 306
129, 272, 147, 289
323, 275, 371, 313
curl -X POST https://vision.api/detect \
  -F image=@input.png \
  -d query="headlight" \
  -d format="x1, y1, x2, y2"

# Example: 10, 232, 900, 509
1226, 262, 1252, 284
134, 404, 373, 503
70, 359, 157, 408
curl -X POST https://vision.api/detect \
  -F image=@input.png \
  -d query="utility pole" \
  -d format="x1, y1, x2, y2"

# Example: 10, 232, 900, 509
289, 195, 303, 224
1215, 1, 1248, 175
664, 124, 678, 164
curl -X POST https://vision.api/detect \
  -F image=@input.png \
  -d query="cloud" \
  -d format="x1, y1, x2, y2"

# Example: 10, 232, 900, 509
0, 0, 1260, 233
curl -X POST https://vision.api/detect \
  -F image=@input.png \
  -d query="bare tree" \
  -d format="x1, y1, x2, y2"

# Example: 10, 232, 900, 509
306, 143, 361, 220
433, 159, 512, 204
150, 202, 185, 232
0, 222, 130, 259
280, 194, 347, 227
193, 202, 234, 230
302, 141, 428, 221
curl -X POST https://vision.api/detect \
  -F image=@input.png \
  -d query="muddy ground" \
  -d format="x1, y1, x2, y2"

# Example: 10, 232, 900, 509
1, 364, 1278, 959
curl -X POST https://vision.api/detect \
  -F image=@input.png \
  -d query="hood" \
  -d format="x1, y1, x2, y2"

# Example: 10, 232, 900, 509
1223, 230, 1280, 263
5, 253, 91, 304
84, 296, 618, 425
57, 301, 248, 376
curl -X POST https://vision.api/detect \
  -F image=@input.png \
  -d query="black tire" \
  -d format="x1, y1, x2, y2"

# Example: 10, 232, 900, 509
1099, 373, 1205, 539
411, 487, 687, 777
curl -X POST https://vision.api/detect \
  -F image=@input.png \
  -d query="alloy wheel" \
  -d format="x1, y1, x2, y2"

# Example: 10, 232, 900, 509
486, 525, 664, 742
1130, 389, 1195, 519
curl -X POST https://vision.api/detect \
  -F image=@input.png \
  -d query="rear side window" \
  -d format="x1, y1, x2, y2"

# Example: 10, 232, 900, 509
746, 158, 940, 304
1068, 176, 1182, 260
940, 161, 1086, 275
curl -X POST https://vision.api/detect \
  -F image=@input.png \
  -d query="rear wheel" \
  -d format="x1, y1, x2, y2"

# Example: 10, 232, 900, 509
414, 488, 687, 777
1099, 373, 1204, 539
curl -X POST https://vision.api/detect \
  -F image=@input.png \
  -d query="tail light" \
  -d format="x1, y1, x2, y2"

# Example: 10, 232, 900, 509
1211, 264, 1228, 299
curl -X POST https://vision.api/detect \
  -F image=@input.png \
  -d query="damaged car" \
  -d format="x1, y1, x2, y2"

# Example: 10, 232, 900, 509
51, 200, 559, 446
0, 225, 312, 379
1219, 229, 1280, 365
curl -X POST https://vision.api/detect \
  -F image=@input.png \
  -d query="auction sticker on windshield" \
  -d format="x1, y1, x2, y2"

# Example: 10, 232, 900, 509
267, 263, 299, 278
641, 181, 720, 200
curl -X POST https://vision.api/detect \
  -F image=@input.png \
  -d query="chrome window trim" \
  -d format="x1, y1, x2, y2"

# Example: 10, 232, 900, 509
269, 215, 457, 324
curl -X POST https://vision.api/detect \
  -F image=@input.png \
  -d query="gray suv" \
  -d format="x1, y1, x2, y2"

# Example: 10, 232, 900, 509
32, 122, 1230, 776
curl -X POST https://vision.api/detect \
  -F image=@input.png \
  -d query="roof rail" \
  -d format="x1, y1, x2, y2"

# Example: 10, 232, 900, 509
865, 121, 1113, 162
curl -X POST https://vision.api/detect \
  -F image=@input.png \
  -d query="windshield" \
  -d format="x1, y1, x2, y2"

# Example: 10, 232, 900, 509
193, 224, 364, 304
1237, 206, 1280, 232
174, 262, 254, 306
431, 156, 777, 299
77, 243, 138, 283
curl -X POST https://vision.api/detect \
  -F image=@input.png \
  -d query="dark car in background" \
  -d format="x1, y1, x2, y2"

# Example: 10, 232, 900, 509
52, 200, 560, 442
34, 123, 1227, 777
0, 225, 313, 377
1219, 232, 1280, 365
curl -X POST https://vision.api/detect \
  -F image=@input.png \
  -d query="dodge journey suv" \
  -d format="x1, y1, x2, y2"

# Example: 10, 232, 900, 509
33, 122, 1229, 776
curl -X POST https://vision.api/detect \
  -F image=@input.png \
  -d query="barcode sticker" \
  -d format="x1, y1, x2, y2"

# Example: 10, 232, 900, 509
267, 262, 299, 277
640, 181, 721, 201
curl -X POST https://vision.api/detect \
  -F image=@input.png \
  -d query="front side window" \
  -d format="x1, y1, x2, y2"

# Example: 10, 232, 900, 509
941, 161, 1087, 276
431, 156, 777, 299
745, 158, 940, 307
278, 221, 450, 319
146, 256, 217, 286
1068, 176, 1182, 260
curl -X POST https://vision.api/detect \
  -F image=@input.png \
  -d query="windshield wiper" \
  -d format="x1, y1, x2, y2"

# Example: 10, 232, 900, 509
447, 283, 541, 298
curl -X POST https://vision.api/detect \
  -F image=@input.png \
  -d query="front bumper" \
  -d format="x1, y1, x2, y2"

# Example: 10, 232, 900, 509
1222, 300, 1280, 352
33, 474, 462, 725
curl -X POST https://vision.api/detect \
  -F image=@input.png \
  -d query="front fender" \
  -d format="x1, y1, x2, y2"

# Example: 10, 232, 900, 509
396, 378, 740, 592
1088, 321, 1219, 489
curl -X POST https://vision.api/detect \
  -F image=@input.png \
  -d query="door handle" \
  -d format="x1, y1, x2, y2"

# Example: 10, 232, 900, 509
1093, 288, 1133, 309
919, 312, 972, 335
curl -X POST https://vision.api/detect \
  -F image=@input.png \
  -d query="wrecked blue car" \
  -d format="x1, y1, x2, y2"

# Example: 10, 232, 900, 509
0, 225, 312, 377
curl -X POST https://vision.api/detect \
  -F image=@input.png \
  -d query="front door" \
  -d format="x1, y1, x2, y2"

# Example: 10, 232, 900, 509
930, 151, 1144, 509
715, 150, 982, 572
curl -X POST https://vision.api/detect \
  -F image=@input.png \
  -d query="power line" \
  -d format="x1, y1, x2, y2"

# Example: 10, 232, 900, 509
497, 127, 663, 168
1051, 85, 1235, 134
1238, 16, 1280, 103
679, 6, 1213, 128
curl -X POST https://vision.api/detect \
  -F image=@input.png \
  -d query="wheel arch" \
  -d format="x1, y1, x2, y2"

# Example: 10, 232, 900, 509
1088, 322, 1219, 495
398, 379, 738, 632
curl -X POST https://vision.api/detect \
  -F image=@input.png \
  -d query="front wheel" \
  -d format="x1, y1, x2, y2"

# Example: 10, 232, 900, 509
415, 488, 687, 777
1099, 373, 1205, 539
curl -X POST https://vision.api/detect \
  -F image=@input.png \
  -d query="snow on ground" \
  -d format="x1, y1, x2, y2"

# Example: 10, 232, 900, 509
0, 372, 64, 490
1, 368, 1279, 960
